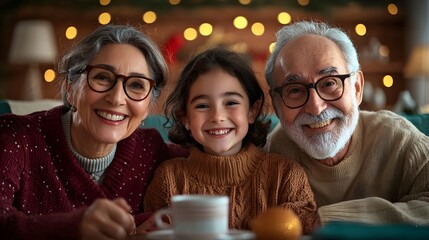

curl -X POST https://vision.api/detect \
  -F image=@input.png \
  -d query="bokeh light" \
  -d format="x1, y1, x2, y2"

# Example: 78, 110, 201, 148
44, 69, 56, 82
269, 42, 276, 53
239, 0, 251, 5
65, 26, 77, 40
355, 23, 367, 36
143, 11, 157, 24
99, 0, 110, 6
169, 0, 181, 5
387, 3, 398, 15
233, 16, 248, 29
251, 22, 265, 36
98, 12, 111, 25
184, 28, 198, 41
383, 75, 394, 87
379, 45, 390, 58
199, 23, 213, 36
298, 0, 310, 6
278, 12, 292, 25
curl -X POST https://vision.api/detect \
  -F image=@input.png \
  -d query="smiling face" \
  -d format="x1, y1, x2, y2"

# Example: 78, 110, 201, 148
183, 68, 258, 156
271, 34, 364, 162
68, 44, 152, 157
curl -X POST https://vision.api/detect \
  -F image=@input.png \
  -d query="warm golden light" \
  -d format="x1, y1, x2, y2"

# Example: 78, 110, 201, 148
278, 12, 292, 25
98, 12, 111, 25
65, 26, 78, 40
269, 42, 276, 53
387, 3, 398, 15
184, 28, 198, 41
355, 23, 367, 36
297, 0, 310, 6
99, 0, 110, 6
251, 22, 265, 36
379, 45, 390, 58
404, 45, 429, 78
44, 69, 56, 82
199, 23, 213, 36
239, 0, 251, 5
383, 75, 394, 87
231, 42, 248, 53
169, 0, 181, 5
143, 11, 157, 24
233, 16, 248, 29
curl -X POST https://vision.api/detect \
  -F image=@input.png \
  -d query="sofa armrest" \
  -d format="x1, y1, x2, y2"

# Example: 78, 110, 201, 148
0, 99, 11, 114
7, 99, 62, 115
403, 114, 429, 136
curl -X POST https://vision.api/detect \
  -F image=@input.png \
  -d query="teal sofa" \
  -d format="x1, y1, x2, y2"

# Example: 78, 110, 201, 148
1, 99, 428, 142
144, 113, 429, 142
143, 114, 280, 142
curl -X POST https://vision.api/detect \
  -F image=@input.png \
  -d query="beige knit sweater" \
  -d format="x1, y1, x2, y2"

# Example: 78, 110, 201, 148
144, 144, 317, 233
265, 110, 429, 225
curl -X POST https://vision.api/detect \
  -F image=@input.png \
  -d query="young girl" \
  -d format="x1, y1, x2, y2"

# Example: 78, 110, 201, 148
144, 47, 317, 233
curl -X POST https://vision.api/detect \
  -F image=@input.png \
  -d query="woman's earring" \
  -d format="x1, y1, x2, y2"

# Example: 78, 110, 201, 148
184, 122, 190, 130
70, 106, 77, 112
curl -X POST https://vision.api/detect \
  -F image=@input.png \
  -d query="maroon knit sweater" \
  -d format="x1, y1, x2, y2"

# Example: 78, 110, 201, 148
0, 106, 187, 240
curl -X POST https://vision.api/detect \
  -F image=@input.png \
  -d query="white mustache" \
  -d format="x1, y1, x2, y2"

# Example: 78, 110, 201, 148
294, 108, 345, 127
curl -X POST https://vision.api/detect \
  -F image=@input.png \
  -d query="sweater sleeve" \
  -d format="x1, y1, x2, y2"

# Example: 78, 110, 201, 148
0, 208, 85, 240
277, 158, 318, 234
318, 197, 429, 225
0, 114, 84, 239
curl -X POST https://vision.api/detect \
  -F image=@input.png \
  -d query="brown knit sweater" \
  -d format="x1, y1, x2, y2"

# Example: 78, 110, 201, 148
144, 144, 317, 233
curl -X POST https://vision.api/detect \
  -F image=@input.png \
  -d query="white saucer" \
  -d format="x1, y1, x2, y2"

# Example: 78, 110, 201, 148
145, 229, 255, 240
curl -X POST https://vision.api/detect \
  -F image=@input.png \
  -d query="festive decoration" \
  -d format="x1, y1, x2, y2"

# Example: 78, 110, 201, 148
163, 33, 185, 65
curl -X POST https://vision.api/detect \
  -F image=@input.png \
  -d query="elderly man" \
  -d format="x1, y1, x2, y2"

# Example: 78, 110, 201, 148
264, 20, 429, 225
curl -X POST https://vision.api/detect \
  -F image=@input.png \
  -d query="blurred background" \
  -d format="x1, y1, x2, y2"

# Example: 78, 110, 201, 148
0, 0, 428, 114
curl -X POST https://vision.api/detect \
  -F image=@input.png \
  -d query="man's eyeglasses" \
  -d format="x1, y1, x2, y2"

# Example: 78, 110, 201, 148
271, 72, 355, 109
82, 65, 156, 101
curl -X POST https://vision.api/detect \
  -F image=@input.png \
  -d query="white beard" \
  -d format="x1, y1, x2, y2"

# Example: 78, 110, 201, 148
281, 100, 359, 160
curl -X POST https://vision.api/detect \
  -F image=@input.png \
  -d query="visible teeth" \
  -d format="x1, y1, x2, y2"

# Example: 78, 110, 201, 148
308, 119, 332, 129
97, 111, 125, 121
208, 129, 231, 135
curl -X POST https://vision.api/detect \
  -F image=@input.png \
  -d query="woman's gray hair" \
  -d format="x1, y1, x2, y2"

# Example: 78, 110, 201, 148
265, 21, 360, 88
58, 24, 168, 108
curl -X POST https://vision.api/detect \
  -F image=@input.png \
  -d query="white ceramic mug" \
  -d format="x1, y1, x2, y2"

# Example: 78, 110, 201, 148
154, 194, 230, 239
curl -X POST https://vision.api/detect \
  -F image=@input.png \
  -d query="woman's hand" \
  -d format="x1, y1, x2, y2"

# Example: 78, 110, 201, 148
81, 198, 136, 240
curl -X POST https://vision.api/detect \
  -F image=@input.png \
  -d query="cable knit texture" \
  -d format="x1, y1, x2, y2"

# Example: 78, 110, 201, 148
0, 106, 188, 240
144, 144, 317, 234
265, 110, 429, 225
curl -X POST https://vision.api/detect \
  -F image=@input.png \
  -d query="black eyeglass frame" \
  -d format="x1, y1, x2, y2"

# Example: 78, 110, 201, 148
82, 65, 156, 101
271, 72, 355, 109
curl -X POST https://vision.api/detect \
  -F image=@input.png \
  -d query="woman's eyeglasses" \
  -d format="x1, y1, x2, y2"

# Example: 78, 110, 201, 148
83, 65, 156, 101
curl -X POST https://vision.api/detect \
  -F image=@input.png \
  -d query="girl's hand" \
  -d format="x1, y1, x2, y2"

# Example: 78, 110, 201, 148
80, 198, 136, 240
133, 214, 171, 235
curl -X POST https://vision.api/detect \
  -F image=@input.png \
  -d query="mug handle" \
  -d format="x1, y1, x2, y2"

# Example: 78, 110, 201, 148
153, 208, 172, 229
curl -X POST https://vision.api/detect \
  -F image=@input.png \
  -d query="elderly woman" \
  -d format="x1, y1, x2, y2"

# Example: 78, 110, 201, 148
0, 24, 186, 239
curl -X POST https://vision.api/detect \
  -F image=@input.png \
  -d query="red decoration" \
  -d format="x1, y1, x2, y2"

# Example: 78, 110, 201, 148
162, 33, 184, 65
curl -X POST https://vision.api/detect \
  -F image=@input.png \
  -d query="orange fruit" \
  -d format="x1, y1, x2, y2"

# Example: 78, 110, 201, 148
250, 207, 302, 240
